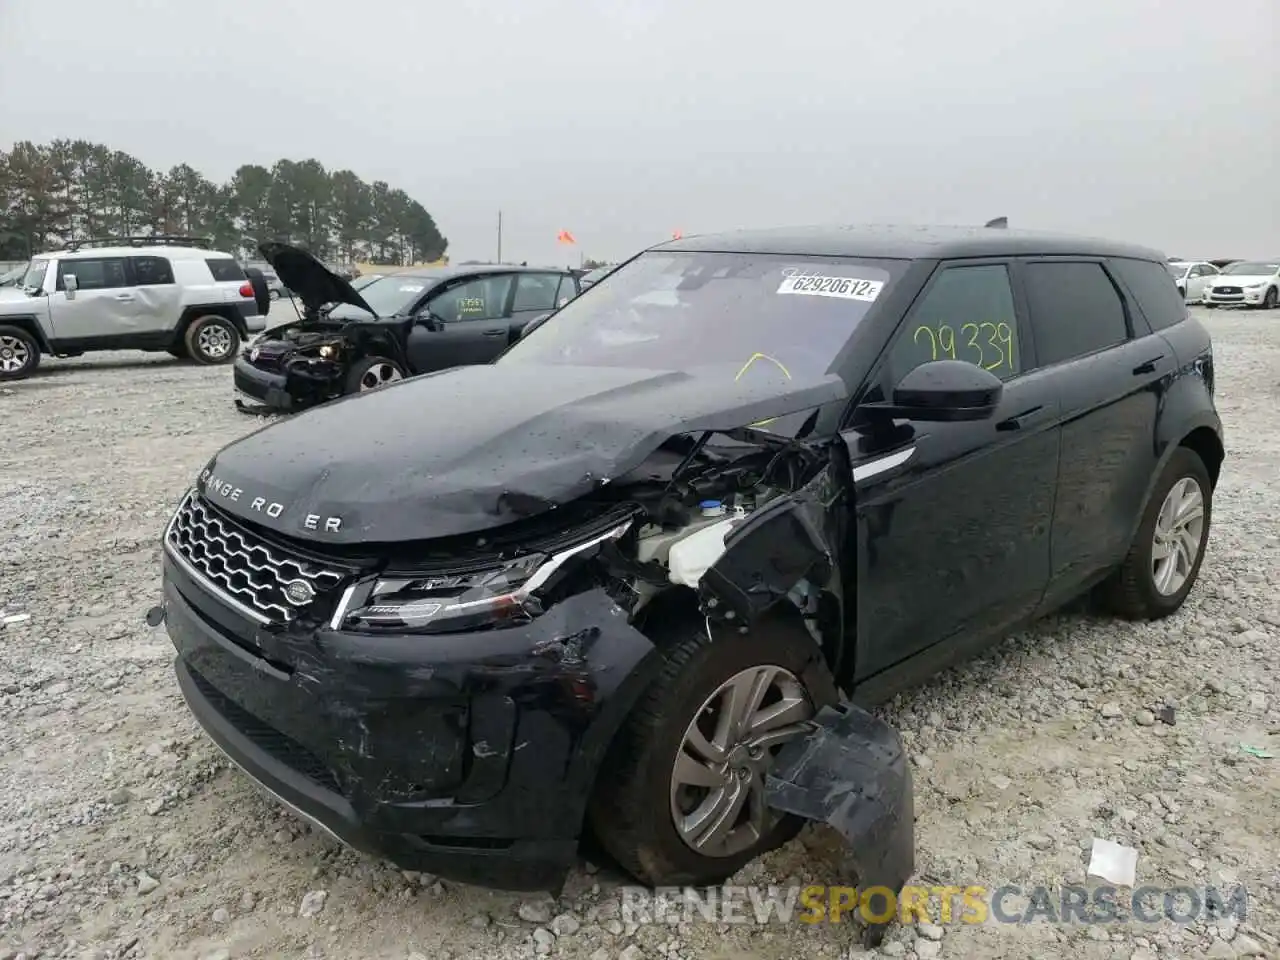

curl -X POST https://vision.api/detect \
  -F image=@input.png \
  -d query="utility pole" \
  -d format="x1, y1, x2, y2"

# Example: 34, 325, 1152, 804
496, 210, 503, 263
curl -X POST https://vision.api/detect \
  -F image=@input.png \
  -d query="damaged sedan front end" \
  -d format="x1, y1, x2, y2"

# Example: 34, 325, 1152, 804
159, 237, 923, 894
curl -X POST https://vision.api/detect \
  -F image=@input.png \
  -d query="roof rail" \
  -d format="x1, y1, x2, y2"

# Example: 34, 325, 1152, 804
63, 235, 215, 252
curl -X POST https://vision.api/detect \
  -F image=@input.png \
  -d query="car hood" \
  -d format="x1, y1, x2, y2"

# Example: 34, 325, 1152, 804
257, 241, 378, 318
196, 362, 847, 544
1209, 274, 1274, 285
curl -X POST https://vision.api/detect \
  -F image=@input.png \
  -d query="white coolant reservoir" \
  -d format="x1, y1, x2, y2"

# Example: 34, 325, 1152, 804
667, 518, 737, 588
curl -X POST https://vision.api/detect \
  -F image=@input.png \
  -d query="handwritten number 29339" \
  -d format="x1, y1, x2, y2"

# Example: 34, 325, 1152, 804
912, 322, 1014, 372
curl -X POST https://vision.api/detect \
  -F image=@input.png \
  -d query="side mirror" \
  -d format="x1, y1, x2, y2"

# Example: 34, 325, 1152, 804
860, 360, 1003, 423
414, 309, 443, 331
63, 275, 78, 299
520, 313, 551, 338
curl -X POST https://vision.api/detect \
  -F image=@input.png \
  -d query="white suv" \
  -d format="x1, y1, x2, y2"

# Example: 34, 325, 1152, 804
0, 236, 267, 381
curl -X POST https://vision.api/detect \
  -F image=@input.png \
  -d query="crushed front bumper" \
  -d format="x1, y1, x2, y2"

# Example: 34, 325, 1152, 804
161, 550, 662, 892
232, 356, 295, 413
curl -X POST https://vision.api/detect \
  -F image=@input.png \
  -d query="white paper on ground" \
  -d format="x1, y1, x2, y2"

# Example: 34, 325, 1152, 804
1087, 837, 1139, 886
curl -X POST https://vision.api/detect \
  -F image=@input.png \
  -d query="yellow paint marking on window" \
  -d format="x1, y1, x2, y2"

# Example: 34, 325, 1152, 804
734, 352, 791, 381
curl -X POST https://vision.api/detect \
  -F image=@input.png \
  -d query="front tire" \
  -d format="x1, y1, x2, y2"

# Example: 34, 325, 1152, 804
184, 315, 240, 365
589, 612, 837, 887
344, 356, 405, 394
0, 325, 41, 381
1263, 286, 1278, 310
1100, 447, 1211, 620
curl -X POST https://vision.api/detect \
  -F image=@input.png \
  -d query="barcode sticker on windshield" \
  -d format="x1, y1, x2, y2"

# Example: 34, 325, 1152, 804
399, 284, 424, 292
777, 274, 884, 301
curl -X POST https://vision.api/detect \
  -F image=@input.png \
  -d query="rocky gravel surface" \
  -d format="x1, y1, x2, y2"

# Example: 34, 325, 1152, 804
1, 307, 1277, 960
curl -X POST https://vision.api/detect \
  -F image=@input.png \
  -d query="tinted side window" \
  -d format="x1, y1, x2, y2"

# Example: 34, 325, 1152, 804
429, 275, 513, 323
131, 256, 175, 286
887, 264, 1021, 383
1023, 262, 1128, 366
555, 274, 578, 306
512, 273, 561, 312
205, 258, 246, 282
1109, 257, 1187, 332
58, 258, 128, 291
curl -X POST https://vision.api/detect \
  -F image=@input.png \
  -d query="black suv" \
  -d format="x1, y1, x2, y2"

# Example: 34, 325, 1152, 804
233, 243, 581, 412
159, 225, 1223, 893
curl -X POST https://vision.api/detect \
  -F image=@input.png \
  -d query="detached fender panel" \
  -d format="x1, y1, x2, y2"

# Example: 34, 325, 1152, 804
765, 701, 915, 943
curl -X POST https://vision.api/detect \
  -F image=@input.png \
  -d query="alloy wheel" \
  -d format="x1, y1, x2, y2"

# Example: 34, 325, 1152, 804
358, 363, 403, 391
197, 325, 233, 360
1151, 477, 1205, 596
669, 665, 814, 858
0, 335, 31, 374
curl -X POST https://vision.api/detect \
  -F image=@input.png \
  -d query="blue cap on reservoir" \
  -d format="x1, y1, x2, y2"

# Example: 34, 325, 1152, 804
699, 500, 726, 517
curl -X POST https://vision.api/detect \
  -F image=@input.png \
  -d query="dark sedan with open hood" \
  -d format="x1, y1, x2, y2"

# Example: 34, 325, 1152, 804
160, 224, 1222, 894
233, 243, 581, 413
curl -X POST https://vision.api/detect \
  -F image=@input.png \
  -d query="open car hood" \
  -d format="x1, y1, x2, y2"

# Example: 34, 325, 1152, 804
196, 362, 848, 545
257, 241, 379, 318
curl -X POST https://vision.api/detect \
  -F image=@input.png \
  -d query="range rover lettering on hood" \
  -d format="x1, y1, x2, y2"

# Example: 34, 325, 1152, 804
198, 362, 847, 544
199, 470, 344, 532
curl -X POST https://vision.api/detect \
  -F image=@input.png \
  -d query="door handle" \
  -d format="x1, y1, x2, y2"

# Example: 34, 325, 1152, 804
114, 293, 135, 301
996, 405, 1044, 432
1132, 355, 1164, 375
482, 328, 506, 338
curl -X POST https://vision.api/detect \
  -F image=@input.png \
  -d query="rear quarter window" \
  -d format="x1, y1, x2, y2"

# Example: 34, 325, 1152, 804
205, 258, 246, 283
1110, 257, 1188, 332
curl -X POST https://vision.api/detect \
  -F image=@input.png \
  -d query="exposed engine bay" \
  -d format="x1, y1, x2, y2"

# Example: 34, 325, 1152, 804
337, 425, 843, 659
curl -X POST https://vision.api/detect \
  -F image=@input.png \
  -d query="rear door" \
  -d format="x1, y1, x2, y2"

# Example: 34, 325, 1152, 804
127, 256, 183, 332
1015, 258, 1174, 612
404, 273, 516, 372
52, 257, 144, 341
509, 272, 568, 333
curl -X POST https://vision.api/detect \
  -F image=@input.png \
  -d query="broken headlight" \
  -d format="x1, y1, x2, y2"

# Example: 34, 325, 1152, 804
315, 343, 340, 360
336, 519, 633, 634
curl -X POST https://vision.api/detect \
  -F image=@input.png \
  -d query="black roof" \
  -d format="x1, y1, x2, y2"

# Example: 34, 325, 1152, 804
657, 224, 1167, 263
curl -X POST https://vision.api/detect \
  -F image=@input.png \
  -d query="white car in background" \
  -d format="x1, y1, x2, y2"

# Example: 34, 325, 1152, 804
1165, 260, 1219, 303
1203, 260, 1280, 310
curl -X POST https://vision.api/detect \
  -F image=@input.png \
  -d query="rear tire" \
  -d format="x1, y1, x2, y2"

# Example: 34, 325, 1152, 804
1100, 447, 1212, 620
184, 315, 240, 365
344, 356, 405, 394
0, 325, 40, 381
588, 612, 837, 887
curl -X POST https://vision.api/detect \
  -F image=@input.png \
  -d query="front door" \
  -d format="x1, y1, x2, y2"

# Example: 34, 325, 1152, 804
405, 274, 516, 373
52, 257, 146, 343
841, 261, 1062, 683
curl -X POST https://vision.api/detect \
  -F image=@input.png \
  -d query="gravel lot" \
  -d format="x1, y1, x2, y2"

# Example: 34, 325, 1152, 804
1, 306, 1277, 960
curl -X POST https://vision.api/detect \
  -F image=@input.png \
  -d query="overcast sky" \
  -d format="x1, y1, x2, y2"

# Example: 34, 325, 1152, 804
1, 0, 1275, 265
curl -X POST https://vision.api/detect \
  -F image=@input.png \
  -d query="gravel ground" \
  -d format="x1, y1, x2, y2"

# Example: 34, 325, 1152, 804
1, 306, 1277, 960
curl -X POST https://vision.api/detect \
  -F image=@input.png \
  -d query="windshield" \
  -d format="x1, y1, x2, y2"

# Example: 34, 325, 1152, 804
329, 272, 441, 319
20, 259, 50, 291
1222, 261, 1279, 275
501, 251, 903, 378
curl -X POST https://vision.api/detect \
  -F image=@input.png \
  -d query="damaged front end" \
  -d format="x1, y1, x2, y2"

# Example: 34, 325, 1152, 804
164, 383, 915, 895
234, 316, 412, 413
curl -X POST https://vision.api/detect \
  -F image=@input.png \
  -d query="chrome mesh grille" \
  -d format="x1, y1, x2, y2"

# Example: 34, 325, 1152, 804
165, 492, 346, 623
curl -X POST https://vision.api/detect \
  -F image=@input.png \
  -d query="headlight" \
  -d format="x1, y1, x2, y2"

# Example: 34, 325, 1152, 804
318, 343, 339, 359
336, 519, 633, 634
1243, 283, 1264, 290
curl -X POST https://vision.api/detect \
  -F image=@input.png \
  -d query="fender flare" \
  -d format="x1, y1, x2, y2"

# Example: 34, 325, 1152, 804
0, 314, 52, 352
1125, 413, 1223, 546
